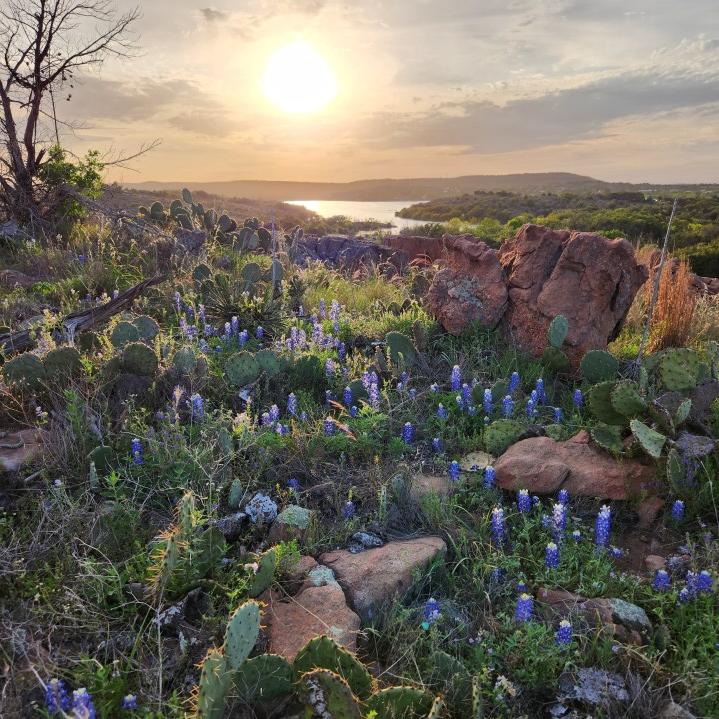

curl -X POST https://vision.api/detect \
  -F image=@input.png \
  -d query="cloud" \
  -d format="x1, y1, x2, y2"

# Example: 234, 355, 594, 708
199, 8, 228, 23
356, 67, 719, 153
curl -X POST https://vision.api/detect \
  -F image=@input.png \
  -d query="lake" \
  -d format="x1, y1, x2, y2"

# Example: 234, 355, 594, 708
285, 200, 430, 231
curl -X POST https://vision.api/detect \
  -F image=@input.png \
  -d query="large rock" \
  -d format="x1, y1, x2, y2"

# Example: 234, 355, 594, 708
426, 235, 508, 334
495, 430, 655, 499
498, 224, 647, 366
265, 582, 360, 661
320, 537, 447, 622
0, 428, 45, 473
384, 235, 447, 263
0, 269, 35, 289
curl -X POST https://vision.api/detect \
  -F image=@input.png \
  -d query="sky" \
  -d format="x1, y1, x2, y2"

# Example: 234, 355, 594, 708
61, 0, 719, 184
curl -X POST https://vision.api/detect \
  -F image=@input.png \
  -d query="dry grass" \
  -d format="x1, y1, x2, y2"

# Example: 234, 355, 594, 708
645, 259, 697, 352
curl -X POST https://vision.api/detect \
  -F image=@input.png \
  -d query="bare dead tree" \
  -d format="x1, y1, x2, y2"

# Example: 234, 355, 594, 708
0, 1, 140, 224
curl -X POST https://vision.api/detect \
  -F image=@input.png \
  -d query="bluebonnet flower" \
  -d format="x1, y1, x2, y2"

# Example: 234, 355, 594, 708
78, 253, 86, 264
508, 371, 520, 393
432, 437, 442, 453
697, 570, 713, 593
610, 546, 623, 559
45, 678, 71, 714
198, 339, 209, 353
261, 411, 271, 426
483, 388, 493, 414
502, 395, 514, 418
239, 329, 249, 347
671, 499, 685, 521
288, 477, 300, 491
230, 316, 238, 334
276, 423, 289, 436
319, 298, 326, 319
490, 567, 503, 583
269, 404, 280, 423
400, 371, 409, 384
368, 382, 380, 410
396, 381, 403, 393
449, 460, 461, 482
342, 500, 356, 519
491, 507, 506, 544
409, 388, 417, 399
343, 386, 353, 407
460, 383, 471, 407
402, 422, 414, 444
255, 326, 264, 340
121, 695, 138, 711
517, 489, 532, 513
572, 529, 581, 541
526, 397, 537, 419
545, 542, 560, 568
130, 438, 143, 465
653, 569, 671, 591
330, 298, 340, 323
338, 342, 346, 361
450, 365, 461, 392
174, 291, 182, 313
678, 587, 692, 604
552, 502, 567, 534
484, 466, 496, 489
532, 495, 541, 507
535, 378, 546, 403
245, 492, 278, 524
324, 417, 335, 436
556, 620, 572, 647
287, 392, 298, 416
325, 358, 335, 378
189, 393, 204, 420
553, 407, 564, 423
455, 395, 463, 409
223, 321, 232, 340
517, 581, 527, 593
573, 388, 583, 408
300, 411, 309, 422
515, 593, 533, 623
422, 597, 441, 625
557, 489, 570, 505
437, 403, 448, 419
430, 383, 440, 393
72, 688, 96, 719
594, 505, 612, 547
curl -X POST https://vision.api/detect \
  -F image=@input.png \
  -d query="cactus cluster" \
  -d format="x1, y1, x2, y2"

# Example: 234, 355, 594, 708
386, 331, 418, 369
246, 547, 276, 598
580, 349, 619, 383
110, 315, 160, 348
225, 349, 284, 388
484, 419, 524, 456
3, 345, 83, 391
540, 315, 570, 374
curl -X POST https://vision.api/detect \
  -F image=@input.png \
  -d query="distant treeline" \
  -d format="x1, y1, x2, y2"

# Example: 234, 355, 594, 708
398, 191, 719, 276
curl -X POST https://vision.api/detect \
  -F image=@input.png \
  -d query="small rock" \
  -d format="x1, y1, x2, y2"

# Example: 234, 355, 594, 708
581, 597, 652, 636
268, 505, 315, 543
265, 583, 360, 661
460, 451, 494, 472
320, 536, 447, 622
347, 531, 383, 553
637, 496, 664, 528
536, 587, 585, 615
659, 701, 697, 719
0, 428, 46, 473
410, 473, 454, 501
0, 269, 35, 288
559, 667, 629, 706
645, 555, 667, 572
213, 512, 246, 540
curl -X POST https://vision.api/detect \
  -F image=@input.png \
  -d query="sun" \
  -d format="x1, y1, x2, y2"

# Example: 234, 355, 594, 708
262, 41, 337, 113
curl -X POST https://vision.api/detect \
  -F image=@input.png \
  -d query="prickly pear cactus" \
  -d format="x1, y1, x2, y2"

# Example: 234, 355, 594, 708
630, 419, 666, 458
110, 321, 140, 348
2, 352, 47, 390
149, 201, 165, 221
247, 547, 276, 598
192, 264, 212, 283
428, 650, 472, 716
609, 380, 646, 417
301, 669, 362, 719
293, 636, 374, 700
255, 349, 281, 379
225, 351, 260, 387
43, 346, 82, 378
426, 696, 446, 719
364, 686, 434, 719
224, 600, 261, 671
587, 381, 626, 426
182, 187, 193, 204
77, 331, 100, 353
580, 349, 618, 383
228, 478, 243, 510
172, 346, 197, 375
242, 262, 263, 286
666, 448, 685, 492
234, 654, 292, 702
122, 342, 158, 376
658, 348, 701, 391
386, 331, 417, 367
541, 346, 570, 375
590, 423, 624, 454
133, 315, 160, 340
547, 315, 569, 349
674, 398, 692, 427
484, 419, 524, 456
196, 648, 230, 719
412, 319, 428, 352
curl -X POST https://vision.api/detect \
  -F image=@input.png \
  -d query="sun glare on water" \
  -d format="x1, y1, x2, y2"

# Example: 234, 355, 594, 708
262, 41, 337, 113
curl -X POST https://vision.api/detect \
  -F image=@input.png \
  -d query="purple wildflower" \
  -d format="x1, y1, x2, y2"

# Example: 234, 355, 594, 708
450, 365, 461, 392
653, 570, 670, 591
121, 695, 138, 711
557, 489, 570, 505
554, 407, 564, 423
402, 422, 414, 444
423, 597, 441, 624
484, 465, 496, 489
508, 371, 520, 393
594, 505, 612, 547
517, 489, 532, 513
449, 460, 461, 482
342, 500, 355, 519
72, 688, 96, 719
491, 507, 506, 545
502, 395, 514, 418
45, 678, 71, 714
130, 437, 143, 465
287, 392, 298, 416
545, 542, 560, 569
432, 437, 442, 453
190, 393, 204, 420
269, 404, 280, 423
515, 593, 533, 623
343, 386, 353, 407
483, 388, 493, 414
437, 403, 448, 420
671, 500, 685, 522
556, 619, 572, 646
323, 417, 335, 436
573, 389, 583, 408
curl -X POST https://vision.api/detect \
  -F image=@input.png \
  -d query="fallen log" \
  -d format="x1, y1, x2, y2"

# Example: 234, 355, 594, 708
0, 275, 165, 355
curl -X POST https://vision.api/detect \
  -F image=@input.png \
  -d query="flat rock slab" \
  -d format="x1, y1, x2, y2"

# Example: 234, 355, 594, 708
0, 428, 45, 473
495, 430, 655, 499
265, 583, 360, 662
410, 474, 454, 501
320, 536, 447, 622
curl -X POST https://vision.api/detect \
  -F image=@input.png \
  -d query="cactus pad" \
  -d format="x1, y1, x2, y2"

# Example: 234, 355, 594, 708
133, 315, 160, 340
484, 419, 524, 456
225, 351, 260, 387
541, 346, 570, 375
2, 353, 46, 390
301, 669, 362, 719
196, 648, 230, 719
547, 315, 569, 349
590, 423, 624, 454
658, 348, 701, 391
255, 350, 281, 379
234, 654, 292, 702
364, 686, 434, 719
609, 380, 646, 417
122, 342, 158, 376
630, 419, 666, 458
386, 331, 418, 367
43, 346, 82, 378
172, 346, 197, 375
224, 600, 261, 671
110, 321, 140, 347
293, 636, 374, 700
247, 547, 276, 598
587, 381, 626, 426
580, 349, 618, 383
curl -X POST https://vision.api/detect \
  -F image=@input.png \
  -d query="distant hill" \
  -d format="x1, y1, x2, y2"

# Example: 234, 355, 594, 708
124, 173, 719, 202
